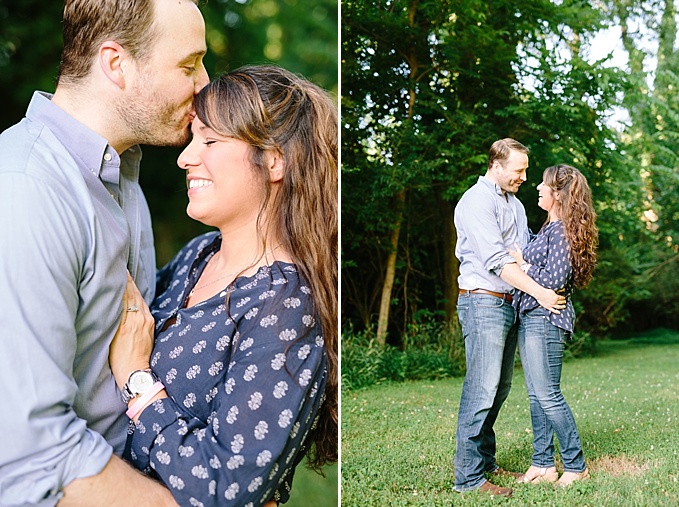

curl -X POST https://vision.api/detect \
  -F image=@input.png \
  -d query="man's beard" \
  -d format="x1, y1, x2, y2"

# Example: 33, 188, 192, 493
116, 84, 191, 147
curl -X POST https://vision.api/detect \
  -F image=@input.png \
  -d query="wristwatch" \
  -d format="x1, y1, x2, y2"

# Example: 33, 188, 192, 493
121, 369, 161, 404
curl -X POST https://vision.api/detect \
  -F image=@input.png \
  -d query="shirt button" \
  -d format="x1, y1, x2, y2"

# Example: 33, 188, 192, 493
104, 153, 112, 161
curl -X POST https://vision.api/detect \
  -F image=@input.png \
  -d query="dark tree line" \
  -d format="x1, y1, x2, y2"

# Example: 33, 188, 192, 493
342, 0, 679, 348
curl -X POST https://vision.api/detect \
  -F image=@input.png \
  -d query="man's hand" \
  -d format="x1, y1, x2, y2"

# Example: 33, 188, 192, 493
500, 263, 566, 314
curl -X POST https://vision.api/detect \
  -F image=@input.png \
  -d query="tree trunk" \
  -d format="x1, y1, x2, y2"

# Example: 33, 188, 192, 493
441, 199, 460, 328
657, 0, 676, 75
655, 0, 677, 99
376, 189, 406, 346
374, 0, 422, 346
618, 7, 645, 78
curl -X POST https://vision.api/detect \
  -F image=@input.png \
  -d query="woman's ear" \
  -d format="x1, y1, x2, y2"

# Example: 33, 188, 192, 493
99, 41, 128, 90
267, 149, 285, 182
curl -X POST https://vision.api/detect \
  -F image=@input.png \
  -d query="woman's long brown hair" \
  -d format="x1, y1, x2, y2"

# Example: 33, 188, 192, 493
543, 164, 598, 288
194, 65, 338, 470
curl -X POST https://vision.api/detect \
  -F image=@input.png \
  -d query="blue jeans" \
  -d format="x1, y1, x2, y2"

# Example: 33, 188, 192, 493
517, 308, 586, 472
454, 293, 518, 491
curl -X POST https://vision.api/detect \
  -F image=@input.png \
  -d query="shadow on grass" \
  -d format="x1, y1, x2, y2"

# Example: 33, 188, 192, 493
624, 327, 679, 345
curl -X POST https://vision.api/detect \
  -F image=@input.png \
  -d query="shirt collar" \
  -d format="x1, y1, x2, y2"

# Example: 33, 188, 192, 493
478, 175, 512, 198
26, 91, 141, 187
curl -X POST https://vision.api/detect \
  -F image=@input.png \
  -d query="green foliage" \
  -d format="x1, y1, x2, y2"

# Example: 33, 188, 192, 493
0, 0, 63, 124
200, 0, 338, 94
341, 330, 679, 506
0, 0, 337, 267
341, 322, 464, 390
342, 0, 679, 357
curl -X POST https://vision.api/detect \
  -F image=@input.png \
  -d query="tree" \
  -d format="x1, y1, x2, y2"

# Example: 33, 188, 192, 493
605, 0, 679, 329
342, 0, 649, 346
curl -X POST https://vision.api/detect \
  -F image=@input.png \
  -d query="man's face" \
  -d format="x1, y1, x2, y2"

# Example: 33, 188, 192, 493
119, 0, 209, 147
493, 150, 528, 194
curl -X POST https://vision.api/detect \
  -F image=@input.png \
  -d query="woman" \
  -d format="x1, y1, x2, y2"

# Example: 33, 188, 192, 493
508, 164, 597, 487
110, 65, 337, 506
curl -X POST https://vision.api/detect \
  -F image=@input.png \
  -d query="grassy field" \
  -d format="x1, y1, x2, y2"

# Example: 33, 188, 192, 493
341, 329, 679, 506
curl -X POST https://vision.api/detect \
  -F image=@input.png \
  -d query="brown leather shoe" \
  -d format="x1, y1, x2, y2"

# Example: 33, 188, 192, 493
478, 480, 513, 497
491, 467, 522, 479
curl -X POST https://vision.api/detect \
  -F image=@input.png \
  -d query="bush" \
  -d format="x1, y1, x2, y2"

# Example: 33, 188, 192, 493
341, 322, 464, 390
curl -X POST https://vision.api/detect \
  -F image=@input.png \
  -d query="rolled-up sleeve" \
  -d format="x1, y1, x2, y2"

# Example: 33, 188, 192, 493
0, 173, 112, 506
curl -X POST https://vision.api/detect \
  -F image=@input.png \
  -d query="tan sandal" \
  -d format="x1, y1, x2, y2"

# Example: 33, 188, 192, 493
555, 468, 590, 487
517, 466, 559, 484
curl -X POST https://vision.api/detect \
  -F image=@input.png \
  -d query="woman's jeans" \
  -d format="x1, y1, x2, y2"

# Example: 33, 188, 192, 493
454, 293, 517, 491
518, 307, 586, 472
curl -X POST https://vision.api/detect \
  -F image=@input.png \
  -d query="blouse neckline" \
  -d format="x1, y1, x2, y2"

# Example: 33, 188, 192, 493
184, 234, 296, 309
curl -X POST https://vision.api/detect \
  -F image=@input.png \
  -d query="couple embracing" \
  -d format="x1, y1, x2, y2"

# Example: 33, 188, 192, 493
0, 0, 337, 505
453, 138, 598, 497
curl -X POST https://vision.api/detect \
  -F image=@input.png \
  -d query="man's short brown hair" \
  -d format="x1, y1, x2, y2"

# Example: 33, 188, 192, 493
57, 0, 198, 85
487, 138, 529, 170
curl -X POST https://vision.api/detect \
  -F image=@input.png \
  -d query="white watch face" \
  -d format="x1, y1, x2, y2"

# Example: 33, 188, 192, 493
129, 371, 154, 395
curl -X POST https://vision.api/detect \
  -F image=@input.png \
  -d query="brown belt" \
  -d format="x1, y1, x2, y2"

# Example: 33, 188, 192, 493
459, 289, 513, 303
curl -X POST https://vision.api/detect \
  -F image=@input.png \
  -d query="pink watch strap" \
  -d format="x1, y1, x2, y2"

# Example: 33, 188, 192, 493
126, 381, 165, 419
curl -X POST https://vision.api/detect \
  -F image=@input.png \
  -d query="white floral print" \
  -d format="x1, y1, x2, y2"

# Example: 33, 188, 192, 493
126, 233, 328, 507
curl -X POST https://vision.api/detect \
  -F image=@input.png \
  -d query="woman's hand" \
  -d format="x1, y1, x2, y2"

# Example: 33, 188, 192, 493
507, 242, 525, 265
110, 273, 155, 390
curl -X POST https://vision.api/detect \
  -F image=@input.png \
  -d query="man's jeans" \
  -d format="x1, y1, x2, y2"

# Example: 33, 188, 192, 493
454, 293, 518, 491
517, 307, 586, 472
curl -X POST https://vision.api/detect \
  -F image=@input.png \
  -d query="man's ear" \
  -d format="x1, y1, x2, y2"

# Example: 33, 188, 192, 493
99, 41, 128, 90
267, 149, 285, 182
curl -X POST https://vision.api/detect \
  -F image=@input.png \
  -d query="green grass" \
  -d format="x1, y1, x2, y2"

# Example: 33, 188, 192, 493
286, 463, 338, 506
341, 329, 679, 506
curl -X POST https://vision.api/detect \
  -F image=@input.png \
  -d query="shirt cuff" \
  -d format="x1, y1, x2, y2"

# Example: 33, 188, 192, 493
489, 255, 516, 277
127, 398, 182, 471
54, 430, 113, 507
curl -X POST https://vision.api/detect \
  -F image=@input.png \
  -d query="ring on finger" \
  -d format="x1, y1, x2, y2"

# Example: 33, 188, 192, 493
127, 304, 139, 312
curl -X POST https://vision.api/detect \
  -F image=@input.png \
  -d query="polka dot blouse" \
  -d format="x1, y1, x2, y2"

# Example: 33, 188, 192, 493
513, 220, 575, 333
125, 232, 327, 506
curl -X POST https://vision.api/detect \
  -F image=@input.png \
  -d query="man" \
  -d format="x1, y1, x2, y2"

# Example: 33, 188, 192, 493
453, 138, 566, 497
0, 0, 208, 505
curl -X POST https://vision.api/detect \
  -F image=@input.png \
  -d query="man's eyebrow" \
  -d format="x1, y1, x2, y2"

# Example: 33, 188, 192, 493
180, 49, 207, 63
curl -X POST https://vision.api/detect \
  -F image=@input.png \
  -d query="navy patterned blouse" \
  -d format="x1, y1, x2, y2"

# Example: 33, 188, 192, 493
513, 220, 576, 333
125, 232, 328, 506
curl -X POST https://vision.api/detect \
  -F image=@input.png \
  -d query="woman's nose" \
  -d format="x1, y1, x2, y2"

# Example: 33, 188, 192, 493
178, 146, 194, 170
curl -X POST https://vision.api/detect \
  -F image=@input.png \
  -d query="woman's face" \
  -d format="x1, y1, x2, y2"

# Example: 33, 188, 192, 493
537, 180, 558, 214
177, 118, 265, 229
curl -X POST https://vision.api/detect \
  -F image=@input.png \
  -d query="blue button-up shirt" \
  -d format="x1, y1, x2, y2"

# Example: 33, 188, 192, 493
455, 176, 530, 293
0, 92, 156, 506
